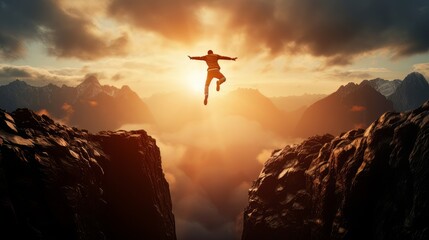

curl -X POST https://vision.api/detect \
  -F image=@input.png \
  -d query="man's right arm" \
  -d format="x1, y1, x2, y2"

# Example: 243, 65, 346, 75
188, 55, 205, 60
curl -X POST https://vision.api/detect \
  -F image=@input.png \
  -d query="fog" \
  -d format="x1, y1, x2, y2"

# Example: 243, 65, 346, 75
121, 92, 302, 240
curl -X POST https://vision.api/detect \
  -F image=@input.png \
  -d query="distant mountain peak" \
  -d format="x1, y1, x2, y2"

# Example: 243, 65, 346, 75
120, 85, 132, 92
0, 77, 153, 132
407, 71, 425, 77
338, 82, 358, 91
403, 72, 427, 84
388, 72, 429, 111
79, 75, 101, 87
295, 79, 393, 137
76, 76, 103, 99
231, 88, 262, 95
8, 79, 29, 87
363, 78, 402, 97
335, 82, 360, 98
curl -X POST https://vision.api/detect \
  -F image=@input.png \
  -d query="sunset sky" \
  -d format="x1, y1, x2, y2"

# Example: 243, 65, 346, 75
2, 1, 429, 240
1, 0, 428, 97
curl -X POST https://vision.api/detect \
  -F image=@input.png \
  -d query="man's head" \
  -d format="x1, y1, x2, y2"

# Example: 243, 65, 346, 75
208, 50, 213, 54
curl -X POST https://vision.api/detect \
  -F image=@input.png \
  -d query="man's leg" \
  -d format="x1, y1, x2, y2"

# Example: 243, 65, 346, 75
204, 74, 213, 105
215, 71, 226, 91
216, 77, 226, 91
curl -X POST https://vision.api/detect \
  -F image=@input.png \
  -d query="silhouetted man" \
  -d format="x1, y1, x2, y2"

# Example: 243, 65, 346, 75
188, 50, 237, 105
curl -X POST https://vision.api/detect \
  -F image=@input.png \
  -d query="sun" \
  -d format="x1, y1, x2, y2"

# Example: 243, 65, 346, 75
187, 70, 206, 93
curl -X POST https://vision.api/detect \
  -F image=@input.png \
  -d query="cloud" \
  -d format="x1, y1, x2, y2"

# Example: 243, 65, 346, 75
36, 109, 51, 117
111, 73, 123, 81
35, 105, 73, 126
176, 218, 235, 240
59, 102, 75, 124
0, 32, 25, 59
0, 64, 81, 86
221, 0, 429, 64
138, 114, 293, 240
350, 105, 367, 112
121, 114, 292, 240
413, 63, 429, 79
104, 0, 429, 65
108, 0, 203, 43
0, 66, 32, 78
327, 69, 373, 81
0, 0, 129, 60
3, 0, 428, 64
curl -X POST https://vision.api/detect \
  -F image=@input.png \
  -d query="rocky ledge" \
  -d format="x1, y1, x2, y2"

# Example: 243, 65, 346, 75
0, 108, 176, 240
243, 101, 429, 240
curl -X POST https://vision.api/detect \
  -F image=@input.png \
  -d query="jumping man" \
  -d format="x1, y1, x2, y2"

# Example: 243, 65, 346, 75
188, 50, 237, 105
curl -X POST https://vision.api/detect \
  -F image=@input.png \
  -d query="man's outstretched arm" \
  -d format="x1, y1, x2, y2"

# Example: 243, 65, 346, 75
218, 55, 238, 61
188, 55, 205, 60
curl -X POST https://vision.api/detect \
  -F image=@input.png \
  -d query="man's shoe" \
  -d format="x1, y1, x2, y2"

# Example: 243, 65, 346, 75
216, 81, 220, 91
204, 95, 208, 105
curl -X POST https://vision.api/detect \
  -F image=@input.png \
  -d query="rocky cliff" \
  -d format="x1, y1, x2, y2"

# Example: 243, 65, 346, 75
243, 101, 429, 240
0, 108, 175, 239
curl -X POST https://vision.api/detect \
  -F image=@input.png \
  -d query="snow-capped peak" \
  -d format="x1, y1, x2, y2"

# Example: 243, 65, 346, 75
367, 78, 402, 97
76, 76, 103, 99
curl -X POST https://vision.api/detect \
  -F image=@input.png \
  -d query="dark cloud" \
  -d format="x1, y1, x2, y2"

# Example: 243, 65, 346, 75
221, 0, 429, 64
111, 73, 123, 81
0, 64, 80, 86
413, 63, 429, 80
0, 0, 129, 60
105, 0, 429, 65
109, 0, 203, 43
0, 32, 25, 59
3, 0, 427, 64
327, 70, 373, 81
0, 66, 32, 78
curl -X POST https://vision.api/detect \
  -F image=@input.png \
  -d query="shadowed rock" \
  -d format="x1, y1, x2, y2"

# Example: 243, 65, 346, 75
243, 101, 429, 240
0, 108, 175, 239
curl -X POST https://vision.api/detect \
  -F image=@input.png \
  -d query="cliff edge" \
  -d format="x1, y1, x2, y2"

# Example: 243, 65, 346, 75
243, 101, 429, 240
0, 108, 175, 239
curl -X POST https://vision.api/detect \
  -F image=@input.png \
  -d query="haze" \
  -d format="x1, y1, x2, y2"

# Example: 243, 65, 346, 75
1, 0, 429, 239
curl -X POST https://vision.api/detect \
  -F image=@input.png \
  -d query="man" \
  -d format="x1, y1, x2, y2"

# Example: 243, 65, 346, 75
188, 50, 237, 105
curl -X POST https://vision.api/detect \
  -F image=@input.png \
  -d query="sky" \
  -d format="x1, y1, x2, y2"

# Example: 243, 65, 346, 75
1, 0, 429, 98
1, 1, 429, 240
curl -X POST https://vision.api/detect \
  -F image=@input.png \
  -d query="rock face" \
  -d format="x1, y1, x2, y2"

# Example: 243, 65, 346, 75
0, 108, 176, 239
243, 101, 429, 240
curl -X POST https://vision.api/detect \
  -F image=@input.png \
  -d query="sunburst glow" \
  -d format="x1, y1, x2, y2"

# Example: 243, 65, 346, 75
186, 70, 206, 93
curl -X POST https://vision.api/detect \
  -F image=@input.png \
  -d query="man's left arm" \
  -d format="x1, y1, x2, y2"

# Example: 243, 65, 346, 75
218, 55, 238, 61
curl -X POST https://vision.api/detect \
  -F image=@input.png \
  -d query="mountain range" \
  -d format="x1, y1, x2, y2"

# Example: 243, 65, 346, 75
294, 81, 394, 137
146, 88, 308, 136
294, 72, 429, 137
0, 76, 153, 132
364, 78, 402, 96
0, 72, 427, 137
270, 94, 326, 112
1, 72, 429, 240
